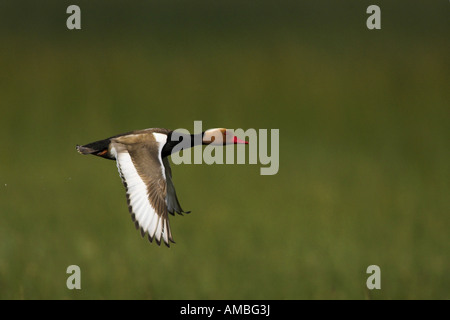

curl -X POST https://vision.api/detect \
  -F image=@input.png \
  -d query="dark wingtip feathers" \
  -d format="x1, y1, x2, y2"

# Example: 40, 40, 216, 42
169, 209, 192, 216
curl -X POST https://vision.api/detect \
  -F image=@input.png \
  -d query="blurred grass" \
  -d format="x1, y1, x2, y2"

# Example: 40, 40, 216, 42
0, 1, 449, 299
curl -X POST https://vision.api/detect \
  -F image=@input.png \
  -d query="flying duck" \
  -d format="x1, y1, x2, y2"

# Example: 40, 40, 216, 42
76, 128, 248, 247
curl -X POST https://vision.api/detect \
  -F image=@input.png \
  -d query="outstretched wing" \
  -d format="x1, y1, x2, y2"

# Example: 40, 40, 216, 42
163, 157, 190, 216
111, 133, 174, 247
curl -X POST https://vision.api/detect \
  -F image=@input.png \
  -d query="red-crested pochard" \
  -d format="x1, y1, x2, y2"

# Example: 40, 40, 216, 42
77, 128, 248, 247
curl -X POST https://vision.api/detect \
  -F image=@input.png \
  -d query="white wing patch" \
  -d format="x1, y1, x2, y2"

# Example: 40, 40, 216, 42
152, 132, 168, 180
115, 150, 171, 246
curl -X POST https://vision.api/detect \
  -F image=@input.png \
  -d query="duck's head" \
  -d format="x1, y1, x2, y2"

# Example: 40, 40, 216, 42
202, 128, 248, 145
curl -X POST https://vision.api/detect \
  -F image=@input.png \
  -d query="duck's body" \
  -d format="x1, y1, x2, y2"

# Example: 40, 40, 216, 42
77, 127, 247, 247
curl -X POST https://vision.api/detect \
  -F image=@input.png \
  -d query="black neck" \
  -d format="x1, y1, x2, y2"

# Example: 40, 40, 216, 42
161, 131, 204, 158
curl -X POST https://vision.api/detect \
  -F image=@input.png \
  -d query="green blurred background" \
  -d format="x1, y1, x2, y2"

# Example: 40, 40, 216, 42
0, 0, 448, 299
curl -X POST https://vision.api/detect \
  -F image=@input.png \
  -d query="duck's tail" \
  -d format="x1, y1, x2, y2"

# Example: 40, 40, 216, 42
76, 138, 114, 160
